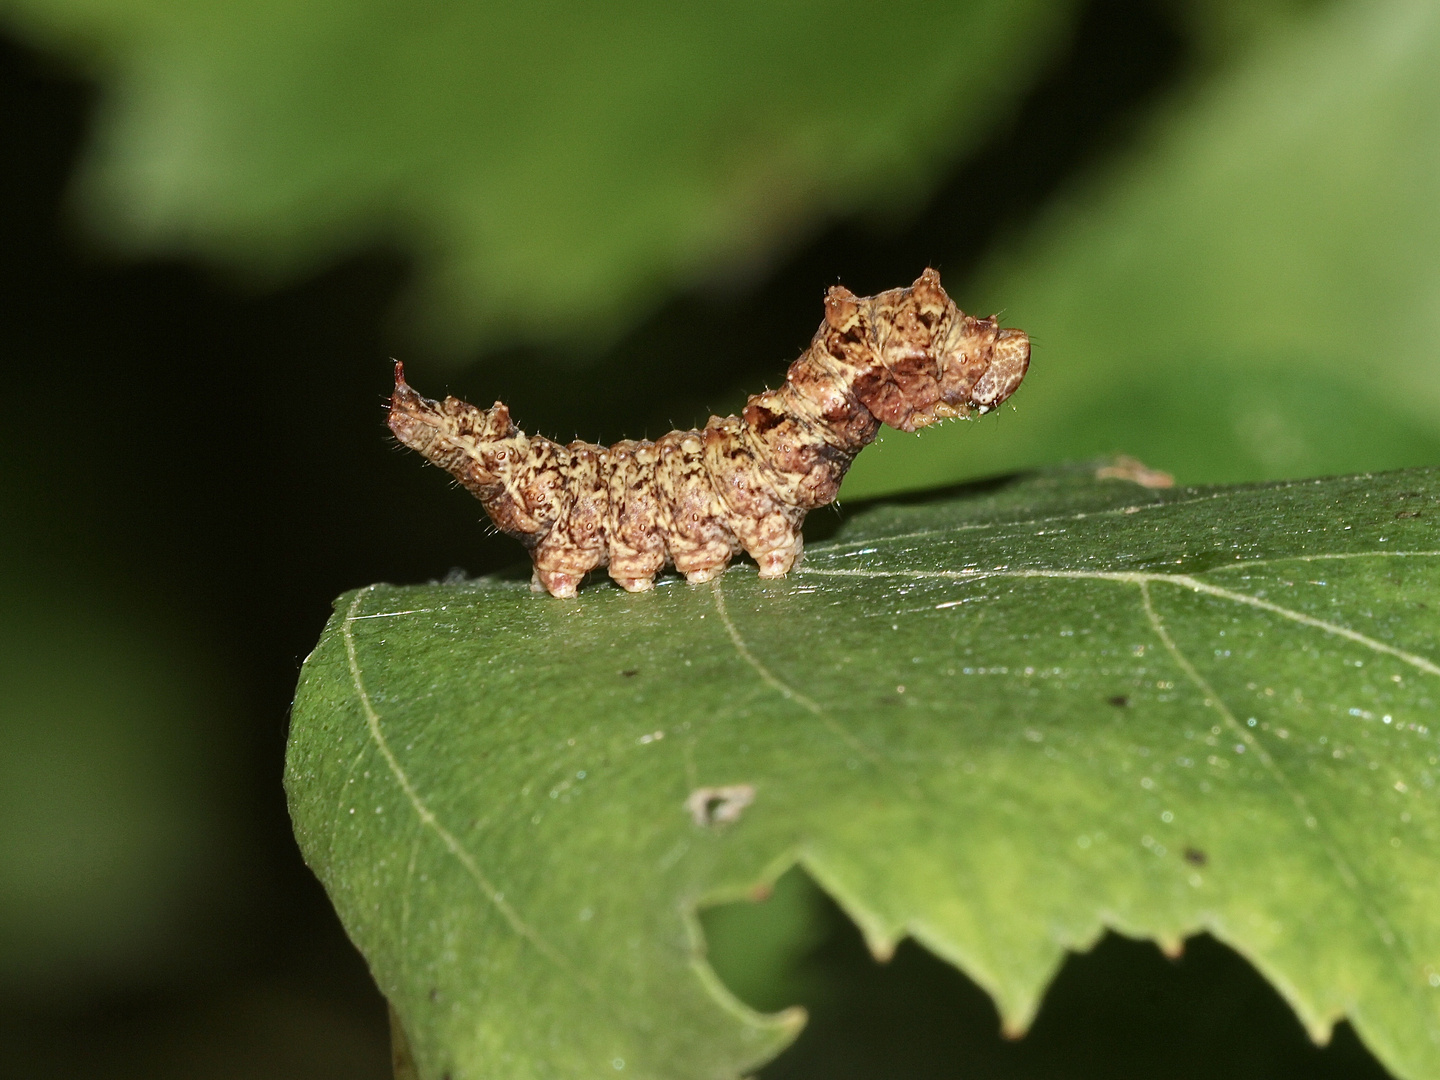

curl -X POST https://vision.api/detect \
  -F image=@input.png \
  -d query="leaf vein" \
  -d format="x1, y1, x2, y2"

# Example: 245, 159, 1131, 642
1206, 550, 1440, 572
341, 587, 573, 971
793, 567, 1440, 676
807, 486, 1260, 555
711, 579, 882, 766
1137, 580, 1410, 1036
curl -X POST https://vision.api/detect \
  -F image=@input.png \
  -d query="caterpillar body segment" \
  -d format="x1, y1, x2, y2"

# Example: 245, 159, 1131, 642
388, 269, 1030, 597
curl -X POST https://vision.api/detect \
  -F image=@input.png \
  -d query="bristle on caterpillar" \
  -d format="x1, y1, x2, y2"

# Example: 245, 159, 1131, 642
388, 269, 1030, 597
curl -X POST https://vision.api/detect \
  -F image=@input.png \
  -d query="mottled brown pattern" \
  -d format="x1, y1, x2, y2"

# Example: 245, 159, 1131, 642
388, 269, 1030, 597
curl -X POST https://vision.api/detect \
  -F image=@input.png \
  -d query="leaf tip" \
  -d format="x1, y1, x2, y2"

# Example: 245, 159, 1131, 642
863, 931, 898, 964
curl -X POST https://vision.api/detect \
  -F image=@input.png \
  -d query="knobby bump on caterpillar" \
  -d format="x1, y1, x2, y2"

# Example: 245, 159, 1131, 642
387, 269, 1030, 598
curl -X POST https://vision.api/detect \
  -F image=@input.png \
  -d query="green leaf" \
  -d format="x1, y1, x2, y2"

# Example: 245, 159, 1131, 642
287, 463, 1440, 1080
0, 0, 1074, 353
842, 0, 1440, 498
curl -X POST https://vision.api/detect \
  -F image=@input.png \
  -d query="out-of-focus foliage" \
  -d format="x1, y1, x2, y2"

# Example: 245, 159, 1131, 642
701, 866, 835, 1016
0, 579, 231, 993
1171, 0, 1324, 61
844, 0, 1440, 497
0, 0, 1077, 354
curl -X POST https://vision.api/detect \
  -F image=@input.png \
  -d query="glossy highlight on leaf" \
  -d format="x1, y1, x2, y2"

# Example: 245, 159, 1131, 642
286, 464, 1440, 1080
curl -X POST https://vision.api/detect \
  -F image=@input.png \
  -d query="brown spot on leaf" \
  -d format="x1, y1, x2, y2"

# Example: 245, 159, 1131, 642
1183, 847, 1208, 867
1096, 455, 1174, 489
1107, 695, 1130, 707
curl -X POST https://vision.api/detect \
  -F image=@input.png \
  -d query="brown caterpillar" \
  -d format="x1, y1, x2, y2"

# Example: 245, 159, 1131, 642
388, 269, 1029, 597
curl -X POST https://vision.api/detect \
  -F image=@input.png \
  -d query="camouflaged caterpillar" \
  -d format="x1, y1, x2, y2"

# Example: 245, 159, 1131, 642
388, 269, 1030, 598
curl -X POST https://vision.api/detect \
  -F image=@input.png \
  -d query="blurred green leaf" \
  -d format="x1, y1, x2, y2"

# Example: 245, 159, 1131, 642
287, 464, 1440, 1080
700, 866, 834, 1017
843, 0, 1440, 499
1173, 0, 1324, 62
0, 587, 231, 993
0, 0, 1075, 354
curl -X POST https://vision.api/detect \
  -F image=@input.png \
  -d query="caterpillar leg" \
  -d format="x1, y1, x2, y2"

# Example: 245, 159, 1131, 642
656, 430, 738, 586
610, 574, 656, 593
752, 531, 803, 579
606, 550, 664, 594
683, 565, 726, 584
530, 501, 607, 596
604, 440, 666, 595
532, 567, 585, 598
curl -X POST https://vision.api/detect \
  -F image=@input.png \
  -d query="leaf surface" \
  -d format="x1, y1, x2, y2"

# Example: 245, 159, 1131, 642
286, 465, 1440, 1080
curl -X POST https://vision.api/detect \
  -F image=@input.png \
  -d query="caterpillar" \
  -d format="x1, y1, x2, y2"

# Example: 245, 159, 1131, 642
388, 269, 1030, 598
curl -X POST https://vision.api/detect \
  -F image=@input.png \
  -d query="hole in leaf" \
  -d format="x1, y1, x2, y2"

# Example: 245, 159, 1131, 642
701, 868, 1393, 1079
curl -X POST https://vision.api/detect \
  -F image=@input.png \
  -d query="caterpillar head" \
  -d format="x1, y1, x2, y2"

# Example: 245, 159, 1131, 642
823, 269, 1030, 432
967, 324, 1031, 415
